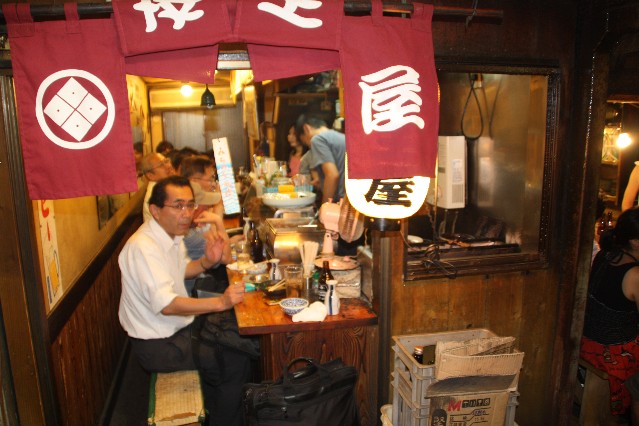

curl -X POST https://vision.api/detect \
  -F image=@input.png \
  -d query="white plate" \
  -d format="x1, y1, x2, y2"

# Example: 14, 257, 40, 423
407, 235, 424, 244
261, 191, 316, 208
314, 256, 359, 271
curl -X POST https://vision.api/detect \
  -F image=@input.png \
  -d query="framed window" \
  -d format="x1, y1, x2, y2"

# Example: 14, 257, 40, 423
404, 65, 559, 280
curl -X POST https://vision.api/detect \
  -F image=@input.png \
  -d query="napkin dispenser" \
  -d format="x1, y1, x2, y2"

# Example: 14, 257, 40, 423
264, 218, 325, 265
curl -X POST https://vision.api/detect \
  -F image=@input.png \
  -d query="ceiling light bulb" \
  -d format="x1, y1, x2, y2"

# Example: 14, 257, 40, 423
180, 84, 193, 97
617, 132, 632, 149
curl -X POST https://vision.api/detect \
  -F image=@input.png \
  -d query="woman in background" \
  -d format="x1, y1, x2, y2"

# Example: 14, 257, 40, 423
580, 207, 639, 421
287, 124, 306, 176
623, 162, 639, 211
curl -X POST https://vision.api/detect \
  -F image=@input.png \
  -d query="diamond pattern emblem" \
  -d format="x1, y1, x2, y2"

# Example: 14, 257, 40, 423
61, 111, 92, 141
43, 77, 107, 142
43, 95, 75, 127
77, 93, 106, 124
57, 78, 87, 108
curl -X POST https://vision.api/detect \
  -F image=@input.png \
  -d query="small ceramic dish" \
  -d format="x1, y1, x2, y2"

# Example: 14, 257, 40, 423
279, 298, 309, 316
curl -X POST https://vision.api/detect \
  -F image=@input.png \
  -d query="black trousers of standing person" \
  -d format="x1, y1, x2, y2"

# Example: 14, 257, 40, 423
130, 322, 252, 426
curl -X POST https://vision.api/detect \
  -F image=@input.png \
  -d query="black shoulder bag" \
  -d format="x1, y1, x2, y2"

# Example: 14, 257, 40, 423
191, 285, 261, 359
242, 357, 359, 426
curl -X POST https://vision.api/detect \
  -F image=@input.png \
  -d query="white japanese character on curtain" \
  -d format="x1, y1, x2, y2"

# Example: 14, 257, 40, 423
257, 0, 323, 28
133, 0, 204, 32
359, 65, 425, 134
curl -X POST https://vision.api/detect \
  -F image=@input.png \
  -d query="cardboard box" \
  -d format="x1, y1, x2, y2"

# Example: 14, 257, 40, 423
427, 391, 510, 426
435, 337, 524, 381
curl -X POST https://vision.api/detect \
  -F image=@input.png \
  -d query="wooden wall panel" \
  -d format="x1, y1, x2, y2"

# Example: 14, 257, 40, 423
49, 222, 135, 426
389, 233, 559, 425
259, 326, 378, 426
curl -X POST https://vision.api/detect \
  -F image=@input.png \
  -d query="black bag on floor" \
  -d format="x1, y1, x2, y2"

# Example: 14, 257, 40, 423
242, 357, 359, 426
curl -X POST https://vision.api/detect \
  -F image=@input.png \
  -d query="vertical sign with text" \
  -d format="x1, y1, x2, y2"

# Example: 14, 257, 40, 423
212, 137, 241, 215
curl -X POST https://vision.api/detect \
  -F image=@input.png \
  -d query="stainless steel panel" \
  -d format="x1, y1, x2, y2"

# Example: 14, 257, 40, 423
437, 73, 547, 253
264, 218, 325, 265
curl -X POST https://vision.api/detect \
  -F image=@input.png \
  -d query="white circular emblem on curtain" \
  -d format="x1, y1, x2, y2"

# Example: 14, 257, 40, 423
35, 69, 115, 150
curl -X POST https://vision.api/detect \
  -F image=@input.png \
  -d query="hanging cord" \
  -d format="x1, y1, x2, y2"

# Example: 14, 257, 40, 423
460, 73, 484, 139
400, 231, 457, 278
422, 244, 457, 278
466, 0, 479, 27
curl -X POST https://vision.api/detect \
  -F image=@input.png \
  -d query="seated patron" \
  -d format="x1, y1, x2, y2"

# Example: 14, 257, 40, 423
140, 153, 175, 223
118, 176, 250, 426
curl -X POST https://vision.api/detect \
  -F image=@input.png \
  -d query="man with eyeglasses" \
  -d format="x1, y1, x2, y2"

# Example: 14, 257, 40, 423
118, 176, 250, 426
181, 155, 223, 217
140, 153, 176, 223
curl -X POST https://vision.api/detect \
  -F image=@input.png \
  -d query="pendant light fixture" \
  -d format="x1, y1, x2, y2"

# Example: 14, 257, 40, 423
201, 84, 216, 109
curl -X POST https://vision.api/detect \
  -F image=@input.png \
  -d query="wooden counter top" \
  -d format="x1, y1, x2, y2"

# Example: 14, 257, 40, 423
235, 291, 377, 335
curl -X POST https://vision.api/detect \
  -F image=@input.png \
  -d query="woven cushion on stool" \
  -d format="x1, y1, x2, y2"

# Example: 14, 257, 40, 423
148, 370, 206, 426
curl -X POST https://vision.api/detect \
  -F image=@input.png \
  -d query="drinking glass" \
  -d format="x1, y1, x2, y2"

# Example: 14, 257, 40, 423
284, 265, 303, 298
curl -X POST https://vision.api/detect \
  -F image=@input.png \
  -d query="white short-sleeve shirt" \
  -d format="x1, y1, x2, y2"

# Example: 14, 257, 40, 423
118, 219, 193, 339
142, 181, 156, 223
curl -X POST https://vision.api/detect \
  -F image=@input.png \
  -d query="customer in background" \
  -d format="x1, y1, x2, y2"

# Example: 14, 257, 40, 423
580, 207, 639, 420
179, 155, 232, 295
140, 153, 175, 223
257, 121, 273, 157
622, 162, 639, 211
295, 114, 345, 203
181, 155, 224, 217
133, 142, 144, 177
298, 145, 320, 196
170, 146, 200, 175
118, 176, 250, 426
155, 140, 174, 157
287, 124, 306, 177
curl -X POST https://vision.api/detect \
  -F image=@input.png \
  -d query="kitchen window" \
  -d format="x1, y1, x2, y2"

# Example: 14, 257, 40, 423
404, 66, 559, 280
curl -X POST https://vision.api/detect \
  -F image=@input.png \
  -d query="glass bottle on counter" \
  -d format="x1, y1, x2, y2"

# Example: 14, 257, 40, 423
247, 220, 264, 263
318, 260, 334, 301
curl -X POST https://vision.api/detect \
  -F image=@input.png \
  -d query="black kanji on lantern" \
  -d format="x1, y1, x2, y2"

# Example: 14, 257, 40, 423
364, 178, 415, 206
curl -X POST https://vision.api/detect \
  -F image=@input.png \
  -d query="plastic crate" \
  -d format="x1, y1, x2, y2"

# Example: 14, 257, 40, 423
393, 367, 432, 408
392, 329, 499, 409
381, 404, 393, 426
392, 382, 429, 426
392, 378, 519, 426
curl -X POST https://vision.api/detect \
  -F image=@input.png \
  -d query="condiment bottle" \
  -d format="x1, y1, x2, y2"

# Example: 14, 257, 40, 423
247, 220, 264, 263
412, 346, 424, 364
318, 260, 334, 302
269, 258, 282, 281
324, 279, 340, 315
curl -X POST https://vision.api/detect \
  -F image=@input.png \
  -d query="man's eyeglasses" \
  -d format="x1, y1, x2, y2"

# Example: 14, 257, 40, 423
163, 201, 198, 212
144, 158, 170, 173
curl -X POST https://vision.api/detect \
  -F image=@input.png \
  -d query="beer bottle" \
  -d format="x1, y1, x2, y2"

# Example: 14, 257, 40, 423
318, 260, 334, 302
247, 220, 264, 263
